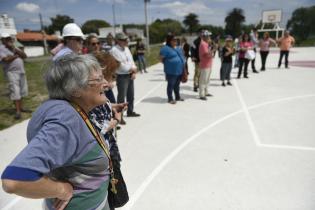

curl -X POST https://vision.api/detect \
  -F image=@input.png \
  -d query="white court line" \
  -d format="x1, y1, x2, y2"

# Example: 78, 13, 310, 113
233, 79, 261, 146
2, 197, 22, 210
121, 110, 243, 210
123, 93, 315, 210
259, 143, 315, 151
248, 94, 315, 110
247, 93, 315, 151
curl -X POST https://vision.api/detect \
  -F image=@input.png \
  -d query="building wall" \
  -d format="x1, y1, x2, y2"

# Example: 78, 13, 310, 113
24, 46, 44, 57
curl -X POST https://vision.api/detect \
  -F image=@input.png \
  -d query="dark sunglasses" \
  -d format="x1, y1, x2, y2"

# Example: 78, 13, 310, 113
68, 37, 83, 43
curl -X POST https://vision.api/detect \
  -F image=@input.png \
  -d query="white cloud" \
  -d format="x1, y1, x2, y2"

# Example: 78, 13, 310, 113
151, 1, 212, 17
16, 2, 40, 13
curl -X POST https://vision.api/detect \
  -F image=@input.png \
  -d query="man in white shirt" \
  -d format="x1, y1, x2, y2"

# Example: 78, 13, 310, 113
110, 33, 140, 124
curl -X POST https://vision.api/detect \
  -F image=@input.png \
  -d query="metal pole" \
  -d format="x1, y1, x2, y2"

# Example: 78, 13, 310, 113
39, 13, 48, 54
112, 0, 116, 35
144, 0, 150, 52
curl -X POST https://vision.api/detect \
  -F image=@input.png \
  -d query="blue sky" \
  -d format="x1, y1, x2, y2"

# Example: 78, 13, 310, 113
0, 0, 314, 32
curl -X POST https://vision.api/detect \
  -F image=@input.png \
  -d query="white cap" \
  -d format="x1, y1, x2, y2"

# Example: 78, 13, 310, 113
62, 23, 85, 39
201, 30, 212, 37
1, 32, 11, 38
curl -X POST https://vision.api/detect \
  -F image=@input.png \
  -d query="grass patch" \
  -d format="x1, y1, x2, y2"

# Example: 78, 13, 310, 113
0, 45, 163, 130
145, 44, 162, 66
0, 57, 49, 130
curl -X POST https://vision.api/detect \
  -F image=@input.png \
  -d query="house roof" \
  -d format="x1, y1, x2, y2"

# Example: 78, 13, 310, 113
16, 32, 58, 42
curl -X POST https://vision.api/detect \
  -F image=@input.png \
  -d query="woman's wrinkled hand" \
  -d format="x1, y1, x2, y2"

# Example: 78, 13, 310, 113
53, 182, 73, 210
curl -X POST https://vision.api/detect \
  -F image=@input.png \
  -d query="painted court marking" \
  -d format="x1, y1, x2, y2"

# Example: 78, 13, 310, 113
122, 92, 315, 210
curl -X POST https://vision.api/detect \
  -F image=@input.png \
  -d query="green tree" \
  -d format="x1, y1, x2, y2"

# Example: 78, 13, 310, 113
224, 8, 245, 38
183, 13, 200, 34
44, 15, 74, 34
287, 5, 315, 42
82, 19, 111, 35
149, 18, 183, 43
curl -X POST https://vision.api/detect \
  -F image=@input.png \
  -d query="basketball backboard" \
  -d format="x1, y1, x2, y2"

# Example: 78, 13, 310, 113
262, 10, 282, 23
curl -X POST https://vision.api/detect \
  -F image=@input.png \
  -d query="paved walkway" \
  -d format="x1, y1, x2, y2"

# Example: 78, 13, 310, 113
1, 47, 315, 210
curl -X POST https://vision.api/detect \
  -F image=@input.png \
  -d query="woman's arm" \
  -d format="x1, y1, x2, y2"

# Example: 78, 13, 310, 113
2, 176, 73, 200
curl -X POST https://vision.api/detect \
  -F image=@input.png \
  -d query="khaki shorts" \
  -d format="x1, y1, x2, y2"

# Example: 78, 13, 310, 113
6, 71, 28, 101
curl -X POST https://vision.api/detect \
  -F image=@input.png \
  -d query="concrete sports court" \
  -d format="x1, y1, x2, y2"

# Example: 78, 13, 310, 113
1, 47, 315, 210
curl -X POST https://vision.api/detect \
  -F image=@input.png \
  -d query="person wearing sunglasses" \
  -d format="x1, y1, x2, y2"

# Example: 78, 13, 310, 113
53, 23, 85, 61
87, 34, 101, 53
2, 54, 114, 210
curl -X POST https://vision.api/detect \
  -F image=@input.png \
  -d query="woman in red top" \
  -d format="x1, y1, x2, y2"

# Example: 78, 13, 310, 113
237, 33, 253, 79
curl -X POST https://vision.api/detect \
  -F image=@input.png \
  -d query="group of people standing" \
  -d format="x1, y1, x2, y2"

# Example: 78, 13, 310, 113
1, 23, 143, 210
1, 21, 296, 210
234, 29, 295, 79
160, 29, 295, 103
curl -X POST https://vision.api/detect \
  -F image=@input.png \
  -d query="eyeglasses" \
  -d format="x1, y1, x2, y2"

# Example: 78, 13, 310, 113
69, 37, 83, 43
91, 42, 100, 46
88, 75, 106, 85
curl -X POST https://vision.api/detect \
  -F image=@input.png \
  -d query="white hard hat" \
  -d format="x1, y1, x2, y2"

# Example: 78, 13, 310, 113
201, 30, 212, 37
1, 32, 11, 39
62, 23, 85, 39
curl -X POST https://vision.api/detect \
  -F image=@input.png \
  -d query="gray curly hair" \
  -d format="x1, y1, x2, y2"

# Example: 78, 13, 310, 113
45, 54, 101, 100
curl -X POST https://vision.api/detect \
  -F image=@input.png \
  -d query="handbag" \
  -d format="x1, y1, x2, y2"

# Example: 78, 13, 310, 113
245, 49, 255, 60
107, 159, 129, 208
181, 62, 189, 83
70, 102, 129, 208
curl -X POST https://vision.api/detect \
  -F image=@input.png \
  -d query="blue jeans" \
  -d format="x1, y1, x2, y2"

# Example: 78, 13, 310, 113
166, 74, 181, 101
116, 74, 134, 114
137, 55, 146, 72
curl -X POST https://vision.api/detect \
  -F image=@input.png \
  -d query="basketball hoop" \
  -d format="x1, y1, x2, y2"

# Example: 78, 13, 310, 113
259, 9, 285, 40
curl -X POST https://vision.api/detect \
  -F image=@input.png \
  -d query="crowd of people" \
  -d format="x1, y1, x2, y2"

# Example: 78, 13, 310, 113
160, 29, 295, 102
1, 22, 295, 210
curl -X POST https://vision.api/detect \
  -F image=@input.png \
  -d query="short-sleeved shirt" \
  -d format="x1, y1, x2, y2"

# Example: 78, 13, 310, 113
110, 45, 136, 75
1, 99, 110, 210
239, 41, 253, 59
136, 43, 145, 56
89, 100, 121, 162
222, 47, 233, 63
199, 40, 213, 69
278, 36, 295, 51
260, 38, 273, 52
0, 44, 25, 73
160, 45, 184, 76
52, 46, 74, 61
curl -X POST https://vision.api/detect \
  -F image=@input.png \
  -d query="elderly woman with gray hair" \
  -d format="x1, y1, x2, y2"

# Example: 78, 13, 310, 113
1, 54, 112, 210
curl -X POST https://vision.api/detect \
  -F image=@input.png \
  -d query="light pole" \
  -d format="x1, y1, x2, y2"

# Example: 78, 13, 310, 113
39, 13, 48, 54
144, 0, 150, 52
112, 0, 116, 35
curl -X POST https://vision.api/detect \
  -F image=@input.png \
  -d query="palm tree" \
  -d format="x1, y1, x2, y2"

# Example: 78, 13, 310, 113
225, 8, 245, 38
183, 13, 200, 35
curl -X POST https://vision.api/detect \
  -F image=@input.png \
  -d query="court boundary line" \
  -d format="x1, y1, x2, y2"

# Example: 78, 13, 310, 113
122, 93, 315, 210
234, 79, 261, 146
